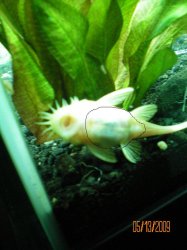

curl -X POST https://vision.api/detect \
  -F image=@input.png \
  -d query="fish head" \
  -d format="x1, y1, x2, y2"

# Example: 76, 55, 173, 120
49, 104, 80, 142
39, 98, 97, 144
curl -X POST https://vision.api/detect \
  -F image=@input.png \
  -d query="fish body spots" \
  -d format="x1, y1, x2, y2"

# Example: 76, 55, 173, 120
85, 106, 146, 149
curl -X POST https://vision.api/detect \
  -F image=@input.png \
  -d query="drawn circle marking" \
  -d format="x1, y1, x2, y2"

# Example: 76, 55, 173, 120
84, 106, 146, 150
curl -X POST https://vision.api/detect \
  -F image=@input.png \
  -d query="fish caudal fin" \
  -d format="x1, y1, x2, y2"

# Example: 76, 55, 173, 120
165, 121, 187, 133
139, 121, 187, 138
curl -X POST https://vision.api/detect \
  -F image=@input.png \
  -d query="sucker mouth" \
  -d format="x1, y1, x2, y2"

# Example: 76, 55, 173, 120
60, 115, 76, 128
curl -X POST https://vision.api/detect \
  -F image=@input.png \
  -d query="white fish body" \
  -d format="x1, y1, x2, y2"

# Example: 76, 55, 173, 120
39, 88, 187, 163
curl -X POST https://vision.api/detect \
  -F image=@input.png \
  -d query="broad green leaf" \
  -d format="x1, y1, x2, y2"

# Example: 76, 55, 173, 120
0, 13, 54, 142
117, 0, 140, 34
128, 40, 150, 85
62, 0, 92, 15
151, 0, 187, 38
134, 48, 177, 105
0, 0, 24, 35
139, 23, 184, 75
123, 0, 164, 59
61, 53, 114, 100
1, 0, 63, 101
32, 0, 88, 80
0, 23, 7, 47
32, 0, 114, 99
126, 5, 187, 88
75, 54, 114, 99
86, 0, 123, 64
19, 0, 63, 100
123, 0, 187, 70
120, 0, 187, 108
106, 0, 140, 88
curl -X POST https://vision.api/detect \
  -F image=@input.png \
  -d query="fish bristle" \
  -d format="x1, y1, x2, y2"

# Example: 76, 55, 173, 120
70, 96, 79, 104
70, 97, 74, 103
48, 104, 56, 112
38, 112, 52, 121
41, 126, 52, 135
55, 100, 60, 109
38, 111, 51, 117
62, 98, 68, 106
36, 121, 51, 125
73, 96, 79, 102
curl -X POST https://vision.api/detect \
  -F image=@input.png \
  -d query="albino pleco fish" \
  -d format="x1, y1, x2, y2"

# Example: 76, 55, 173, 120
38, 88, 187, 163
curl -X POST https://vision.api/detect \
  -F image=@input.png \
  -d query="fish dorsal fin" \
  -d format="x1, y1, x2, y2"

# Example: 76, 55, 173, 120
121, 140, 142, 163
131, 104, 157, 121
87, 145, 117, 163
98, 88, 134, 106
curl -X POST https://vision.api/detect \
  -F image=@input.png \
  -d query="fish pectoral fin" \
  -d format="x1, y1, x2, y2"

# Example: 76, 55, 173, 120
98, 88, 134, 106
87, 145, 117, 163
131, 104, 157, 121
121, 140, 142, 163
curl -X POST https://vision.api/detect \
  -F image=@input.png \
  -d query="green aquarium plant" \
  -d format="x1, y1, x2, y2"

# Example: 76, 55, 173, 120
0, 0, 187, 144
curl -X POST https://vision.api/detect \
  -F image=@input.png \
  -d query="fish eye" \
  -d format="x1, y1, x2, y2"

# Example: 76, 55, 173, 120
60, 115, 75, 128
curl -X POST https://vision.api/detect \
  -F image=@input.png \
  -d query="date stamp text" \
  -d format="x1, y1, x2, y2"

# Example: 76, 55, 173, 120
133, 220, 171, 233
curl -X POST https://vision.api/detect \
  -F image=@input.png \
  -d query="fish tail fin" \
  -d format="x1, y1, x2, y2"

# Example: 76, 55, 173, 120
139, 121, 187, 138
169, 121, 187, 132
